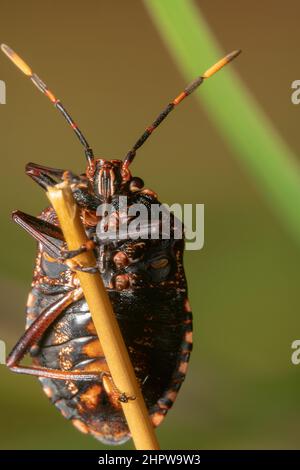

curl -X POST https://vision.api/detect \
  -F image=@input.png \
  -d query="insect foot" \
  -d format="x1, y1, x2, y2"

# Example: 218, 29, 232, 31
118, 393, 137, 404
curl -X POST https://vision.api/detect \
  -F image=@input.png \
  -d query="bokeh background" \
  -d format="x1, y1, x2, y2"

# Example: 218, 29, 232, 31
1, 0, 300, 450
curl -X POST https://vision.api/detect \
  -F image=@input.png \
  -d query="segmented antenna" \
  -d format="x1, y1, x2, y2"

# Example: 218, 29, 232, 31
1, 44, 94, 164
123, 50, 241, 169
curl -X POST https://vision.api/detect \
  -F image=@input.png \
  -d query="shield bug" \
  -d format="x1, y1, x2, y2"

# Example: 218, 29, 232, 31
1, 44, 240, 445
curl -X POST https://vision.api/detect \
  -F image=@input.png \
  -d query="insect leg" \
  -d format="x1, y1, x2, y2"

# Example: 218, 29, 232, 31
26, 163, 94, 213
7, 288, 83, 368
58, 240, 96, 261
7, 288, 102, 381
12, 210, 64, 259
101, 372, 136, 404
65, 262, 99, 274
8, 365, 100, 381
26, 162, 81, 190
57, 239, 98, 273
13, 210, 98, 273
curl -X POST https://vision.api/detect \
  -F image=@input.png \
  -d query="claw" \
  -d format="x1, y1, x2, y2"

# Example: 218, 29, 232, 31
58, 240, 96, 262
64, 259, 98, 274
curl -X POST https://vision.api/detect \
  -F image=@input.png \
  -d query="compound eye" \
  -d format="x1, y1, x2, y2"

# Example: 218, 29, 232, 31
150, 258, 169, 269
130, 177, 144, 192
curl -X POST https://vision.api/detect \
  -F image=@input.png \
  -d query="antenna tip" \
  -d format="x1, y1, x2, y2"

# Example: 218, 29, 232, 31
202, 49, 242, 79
1, 43, 32, 76
226, 49, 242, 63
1, 43, 12, 59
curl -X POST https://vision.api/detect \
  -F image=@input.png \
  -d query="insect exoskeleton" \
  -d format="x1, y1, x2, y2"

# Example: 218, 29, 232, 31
2, 43, 240, 444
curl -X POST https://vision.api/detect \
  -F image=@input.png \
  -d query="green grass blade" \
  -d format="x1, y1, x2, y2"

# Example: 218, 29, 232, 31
144, 0, 300, 243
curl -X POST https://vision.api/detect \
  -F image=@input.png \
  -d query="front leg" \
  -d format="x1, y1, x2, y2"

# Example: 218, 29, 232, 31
26, 162, 98, 211
26, 162, 62, 189
26, 162, 83, 189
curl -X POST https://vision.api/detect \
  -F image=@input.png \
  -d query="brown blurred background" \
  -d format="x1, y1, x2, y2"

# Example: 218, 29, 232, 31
0, 0, 300, 449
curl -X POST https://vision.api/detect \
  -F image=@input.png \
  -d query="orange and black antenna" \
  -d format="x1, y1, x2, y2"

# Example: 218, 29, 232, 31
1, 44, 94, 164
123, 50, 241, 169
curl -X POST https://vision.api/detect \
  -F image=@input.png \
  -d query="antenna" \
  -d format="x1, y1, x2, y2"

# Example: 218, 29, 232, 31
1, 44, 94, 164
123, 50, 241, 169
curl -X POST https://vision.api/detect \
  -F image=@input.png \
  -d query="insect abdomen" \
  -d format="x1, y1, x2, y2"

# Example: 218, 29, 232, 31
26, 283, 192, 445
28, 288, 130, 444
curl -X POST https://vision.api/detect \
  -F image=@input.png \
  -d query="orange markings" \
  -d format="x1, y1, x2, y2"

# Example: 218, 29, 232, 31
81, 208, 99, 227
83, 338, 104, 358
140, 188, 158, 199
80, 384, 102, 410
202, 50, 241, 79
173, 91, 187, 105
86, 319, 97, 335
166, 390, 177, 402
58, 345, 73, 371
72, 419, 89, 434
42, 386, 53, 398
102, 374, 122, 409
82, 359, 108, 373
150, 258, 169, 269
102, 374, 115, 396
178, 361, 188, 375
45, 89, 57, 103
184, 298, 192, 312
42, 251, 57, 263
66, 381, 78, 395
53, 327, 69, 346
184, 331, 193, 344
114, 274, 130, 291
151, 412, 164, 427
113, 251, 129, 269
85, 239, 95, 250
26, 292, 36, 308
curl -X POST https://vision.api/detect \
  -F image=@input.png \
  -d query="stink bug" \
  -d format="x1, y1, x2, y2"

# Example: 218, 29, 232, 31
2, 44, 240, 445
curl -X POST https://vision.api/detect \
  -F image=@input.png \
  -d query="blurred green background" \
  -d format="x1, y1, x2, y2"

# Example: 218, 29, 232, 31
1, 0, 300, 450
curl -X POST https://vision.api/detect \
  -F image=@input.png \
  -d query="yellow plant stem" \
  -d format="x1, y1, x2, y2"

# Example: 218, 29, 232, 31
47, 182, 160, 450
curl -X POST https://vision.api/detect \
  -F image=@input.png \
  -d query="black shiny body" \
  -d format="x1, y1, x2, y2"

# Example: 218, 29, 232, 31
24, 188, 193, 445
